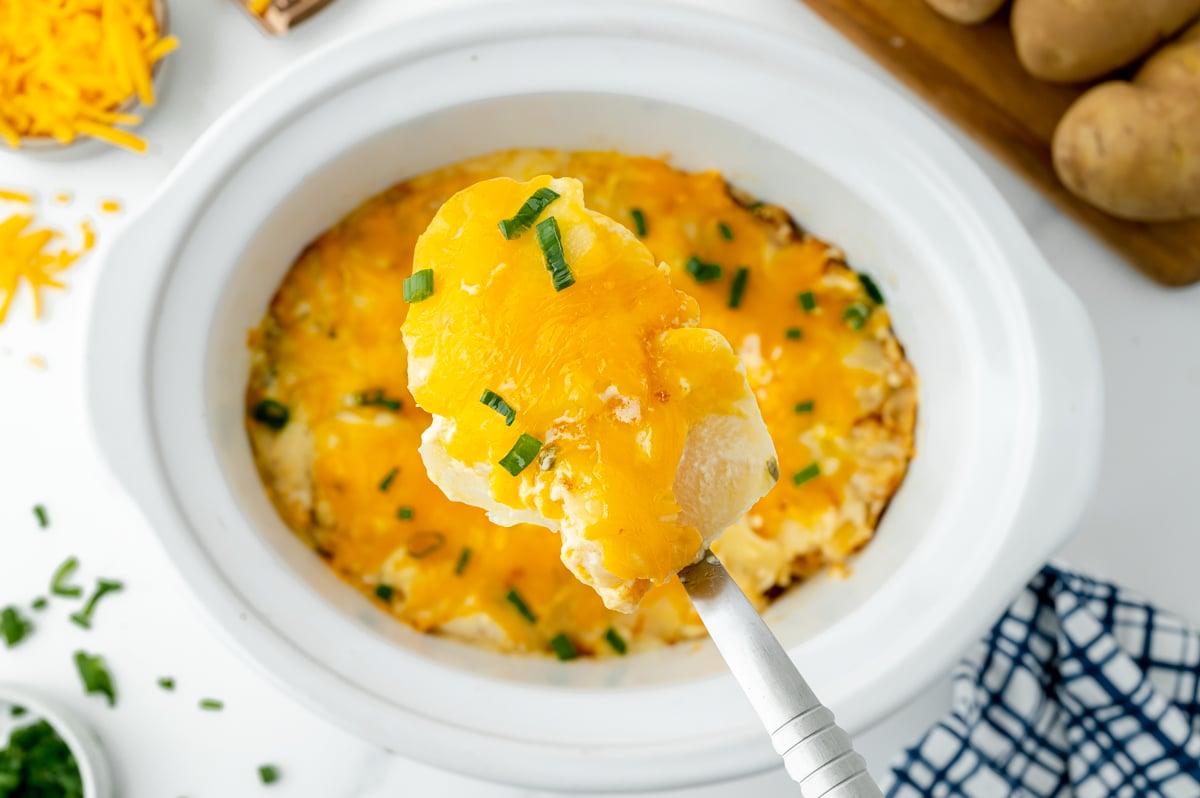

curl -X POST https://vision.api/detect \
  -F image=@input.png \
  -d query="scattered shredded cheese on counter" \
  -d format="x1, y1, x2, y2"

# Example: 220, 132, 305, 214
0, 213, 94, 324
0, 0, 179, 152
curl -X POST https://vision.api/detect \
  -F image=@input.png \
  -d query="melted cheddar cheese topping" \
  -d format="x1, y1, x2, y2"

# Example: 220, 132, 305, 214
246, 150, 917, 657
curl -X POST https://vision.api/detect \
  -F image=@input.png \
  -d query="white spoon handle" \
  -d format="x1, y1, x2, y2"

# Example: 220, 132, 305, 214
679, 551, 883, 797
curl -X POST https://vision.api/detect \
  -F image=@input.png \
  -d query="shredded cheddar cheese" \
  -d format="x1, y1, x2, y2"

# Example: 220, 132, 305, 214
0, 190, 33, 204
249, 0, 274, 16
0, 0, 178, 152
99, 199, 122, 214
0, 213, 94, 324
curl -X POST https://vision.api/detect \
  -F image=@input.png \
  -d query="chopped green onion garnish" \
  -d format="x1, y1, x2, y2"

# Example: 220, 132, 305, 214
858, 272, 885, 305
50, 557, 82, 598
252, 399, 289, 430
374, 584, 395, 601
630, 208, 647, 237
358, 389, 402, 411
767, 457, 780, 482
0, 719, 82, 796
33, 504, 48, 528
792, 462, 821, 486
549, 633, 578, 661
70, 579, 124, 630
378, 467, 399, 492
785, 327, 803, 340
397, 507, 414, 521
718, 221, 734, 241
480, 389, 517, 426
505, 588, 537, 624
9, 705, 25, 717
604, 628, 628, 655
794, 400, 815, 413
728, 267, 750, 309
158, 677, 175, 691
685, 255, 723, 283
843, 302, 871, 330
799, 291, 817, 312
74, 650, 116, 706
30, 597, 47, 611
499, 433, 542, 477
403, 269, 434, 303
455, 547, 472, 576
199, 699, 224, 711
407, 531, 445, 559
259, 765, 281, 785
536, 216, 575, 292
1, 606, 32, 648
498, 188, 560, 240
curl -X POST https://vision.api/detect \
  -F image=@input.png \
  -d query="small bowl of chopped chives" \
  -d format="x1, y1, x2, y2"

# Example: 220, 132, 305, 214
0, 685, 113, 798
3, 0, 176, 156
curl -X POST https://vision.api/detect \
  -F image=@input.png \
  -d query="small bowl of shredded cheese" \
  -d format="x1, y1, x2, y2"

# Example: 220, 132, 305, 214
1, 0, 177, 155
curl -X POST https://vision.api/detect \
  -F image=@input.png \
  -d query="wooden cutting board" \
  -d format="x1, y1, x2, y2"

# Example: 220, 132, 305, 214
799, 0, 1200, 287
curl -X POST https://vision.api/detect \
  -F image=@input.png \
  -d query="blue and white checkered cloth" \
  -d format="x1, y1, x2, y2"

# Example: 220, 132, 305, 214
885, 564, 1200, 797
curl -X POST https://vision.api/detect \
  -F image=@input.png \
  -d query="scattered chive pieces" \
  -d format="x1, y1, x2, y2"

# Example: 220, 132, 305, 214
792, 462, 821, 486
9, 706, 26, 717
843, 302, 871, 330
505, 588, 537, 624
259, 765, 281, 785
455, 547, 472, 576
630, 208, 647, 237
357, 389, 402, 411
70, 579, 124, 630
1, 607, 32, 648
407, 531, 446, 559
685, 255, 723, 283
50, 557, 83, 598
252, 399, 289, 431
74, 650, 116, 707
549, 633, 578, 661
378, 467, 399, 492
480, 389, 517, 426
785, 327, 803, 340
498, 187, 560, 240
374, 584, 395, 601
858, 272, 885, 305
397, 507, 414, 521
799, 291, 817, 312
728, 267, 750, 309
30, 597, 47, 611
403, 269, 434, 303
604, 628, 628, 655
0, 719, 83, 797
718, 221, 734, 241
499, 433, 542, 477
198, 699, 224, 711
535, 216, 575, 292
794, 400, 815, 414
32, 504, 48, 528
158, 677, 175, 691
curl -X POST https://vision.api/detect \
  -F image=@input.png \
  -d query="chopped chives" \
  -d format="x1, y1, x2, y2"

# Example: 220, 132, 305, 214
397, 507, 414, 521
31, 597, 47, 611
33, 504, 48, 528
378, 467, 399, 492
455, 547, 472, 576
604, 628, 628, 655
1, 606, 32, 648
50, 556, 83, 598
158, 677, 175, 691
792, 462, 821, 486
74, 650, 116, 706
498, 188, 560, 240
785, 327, 803, 340
259, 765, 281, 785
799, 291, 817, 312
505, 588, 537, 623
198, 699, 224, 711
499, 433, 542, 476
480, 389, 517, 426
685, 255, 723, 283
843, 302, 871, 330
374, 584, 395, 601
70, 579, 124, 629
630, 208, 647, 237
550, 633, 578, 661
858, 272, 885, 305
9, 706, 25, 717
718, 221, 734, 240
536, 217, 575, 291
794, 400, 815, 413
252, 399, 289, 430
407, 531, 446, 559
403, 269, 434, 303
358, 389, 402, 411
728, 267, 750, 309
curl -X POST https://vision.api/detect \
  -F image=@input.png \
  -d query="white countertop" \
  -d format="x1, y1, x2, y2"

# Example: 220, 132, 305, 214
1, 0, 1198, 795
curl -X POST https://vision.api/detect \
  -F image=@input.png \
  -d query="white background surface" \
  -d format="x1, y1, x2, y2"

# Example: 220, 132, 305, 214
1, 0, 1197, 795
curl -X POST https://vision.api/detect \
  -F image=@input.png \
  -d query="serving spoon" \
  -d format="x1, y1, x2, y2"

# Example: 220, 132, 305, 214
679, 550, 883, 797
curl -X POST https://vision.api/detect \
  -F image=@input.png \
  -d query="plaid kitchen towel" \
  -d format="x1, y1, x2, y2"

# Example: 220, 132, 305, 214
885, 564, 1200, 797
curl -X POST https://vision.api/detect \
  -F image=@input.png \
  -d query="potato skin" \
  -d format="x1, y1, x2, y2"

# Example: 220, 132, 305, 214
1013, 0, 1200, 82
924, 0, 1007, 25
1053, 22, 1200, 221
